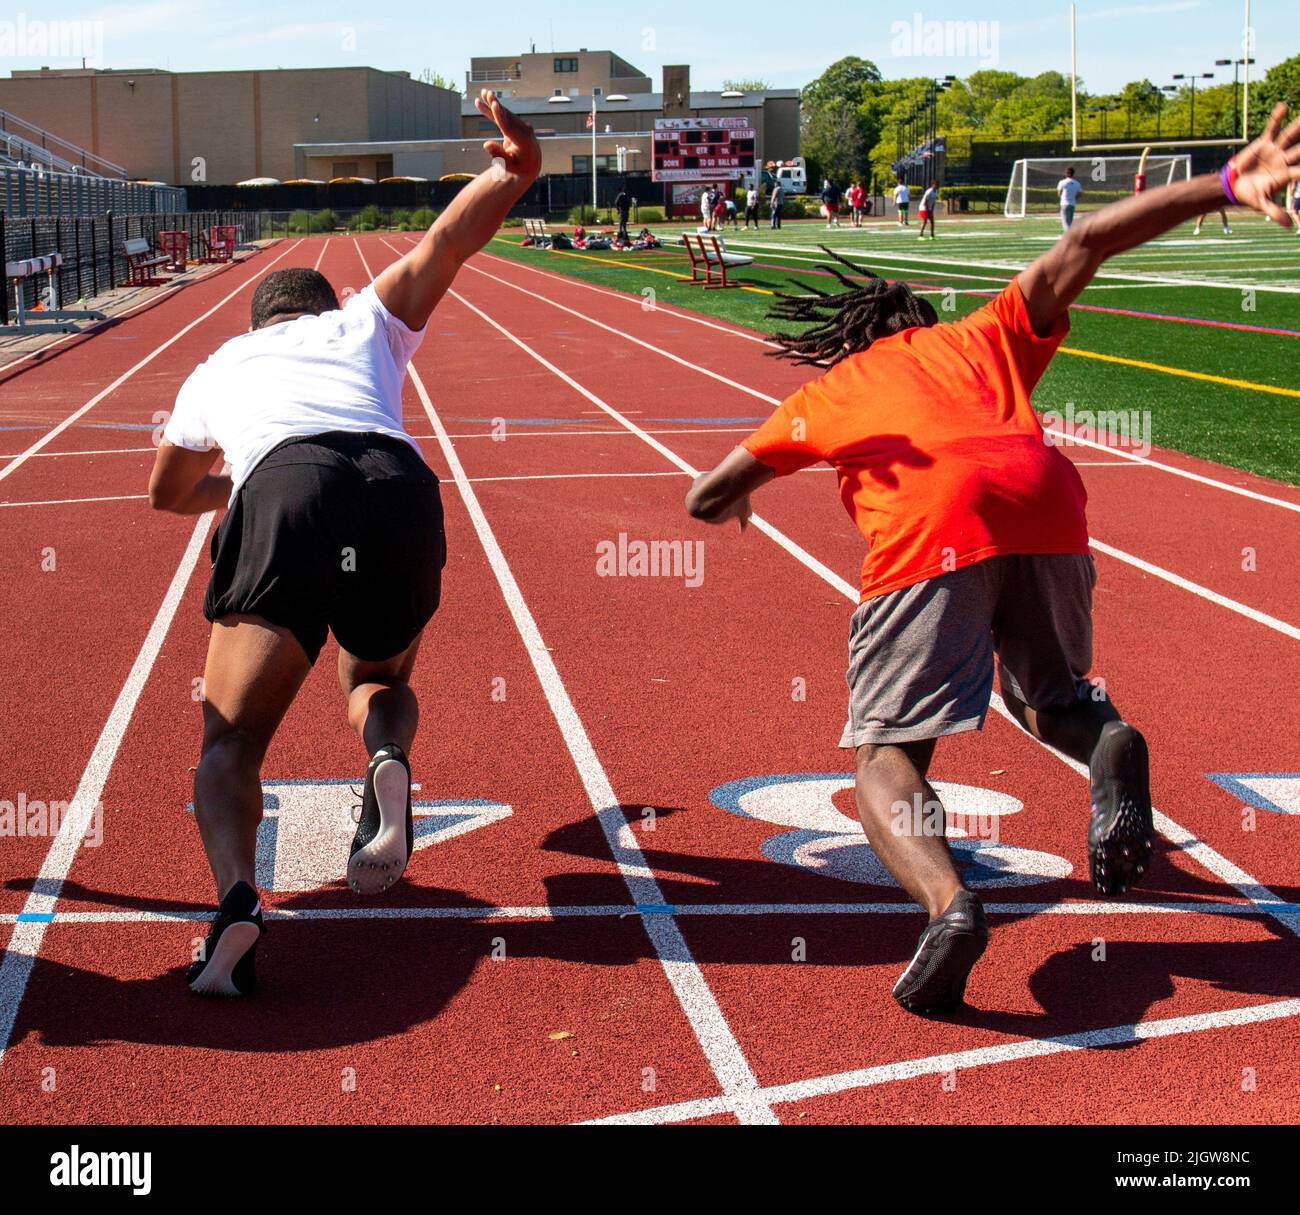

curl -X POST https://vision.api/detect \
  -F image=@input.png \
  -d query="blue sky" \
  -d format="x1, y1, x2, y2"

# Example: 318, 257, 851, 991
1, 1, 1294, 94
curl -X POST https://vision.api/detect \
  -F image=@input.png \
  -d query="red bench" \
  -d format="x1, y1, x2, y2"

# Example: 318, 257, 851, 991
122, 236, 171, 287
677, 233, 754, 289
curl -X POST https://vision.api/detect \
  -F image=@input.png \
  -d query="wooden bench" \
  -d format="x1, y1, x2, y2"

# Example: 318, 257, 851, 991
122, 236, 170, 286
678, 233, 754, 289
4, 251, 106, 334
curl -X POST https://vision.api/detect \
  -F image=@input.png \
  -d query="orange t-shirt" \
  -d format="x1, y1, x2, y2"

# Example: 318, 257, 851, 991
743, 278, 1089, 602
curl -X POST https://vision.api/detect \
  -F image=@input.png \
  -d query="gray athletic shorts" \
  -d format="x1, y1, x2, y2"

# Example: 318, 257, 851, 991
839, 553, 1096, 748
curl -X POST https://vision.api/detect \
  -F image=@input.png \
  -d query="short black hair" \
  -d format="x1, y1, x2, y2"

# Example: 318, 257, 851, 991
250, 267, 340, 330
1066, 167, 1076, 177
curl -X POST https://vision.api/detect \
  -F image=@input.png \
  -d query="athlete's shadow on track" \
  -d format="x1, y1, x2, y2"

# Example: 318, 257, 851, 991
6, 803, 1298, 1053
3, 877, 513, 1053
535, 806, 1300, 1044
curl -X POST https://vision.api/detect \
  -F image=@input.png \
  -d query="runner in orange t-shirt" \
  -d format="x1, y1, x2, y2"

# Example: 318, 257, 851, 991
684, 106, 1300, 1016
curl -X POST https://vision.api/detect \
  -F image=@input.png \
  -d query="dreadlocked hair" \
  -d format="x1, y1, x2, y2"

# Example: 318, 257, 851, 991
766, 246, 938, 368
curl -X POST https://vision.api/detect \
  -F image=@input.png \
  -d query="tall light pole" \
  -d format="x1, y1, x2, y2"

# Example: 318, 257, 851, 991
1215, 56, 1256, 137
1172, 72, 1215, 138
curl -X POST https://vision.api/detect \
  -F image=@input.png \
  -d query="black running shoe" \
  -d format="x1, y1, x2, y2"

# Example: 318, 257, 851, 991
893, 890, 988, 1015
187, 880, 265, 997
347, 744, 413, 896
1088, 720, 1154, 896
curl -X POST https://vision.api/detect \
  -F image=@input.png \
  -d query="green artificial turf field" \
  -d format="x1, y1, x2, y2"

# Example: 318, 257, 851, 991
488, 212, 1300, 484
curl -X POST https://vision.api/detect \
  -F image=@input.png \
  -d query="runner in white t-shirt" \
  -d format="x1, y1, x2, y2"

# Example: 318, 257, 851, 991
1057, 168, 1084, 231
147, 90, 542, 998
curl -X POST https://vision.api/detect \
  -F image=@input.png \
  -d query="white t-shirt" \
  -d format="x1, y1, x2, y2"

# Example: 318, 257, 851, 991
163, 284, 424, 502
1058, 177, 1083, 208
920, 186, 937, 211
894, 184, 910, 205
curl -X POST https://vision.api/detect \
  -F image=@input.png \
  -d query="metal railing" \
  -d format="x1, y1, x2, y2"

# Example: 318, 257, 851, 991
0, 108, 127, 179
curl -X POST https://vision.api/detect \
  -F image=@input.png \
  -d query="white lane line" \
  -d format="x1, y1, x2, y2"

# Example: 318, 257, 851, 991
6, 897, 1279, 925
463, 262, 1300, 627
477, 253, 1300, 516
0, 447, 157, 460
466, 471, 686, 484
0, 239, 306, 486
363, 236, 777, 1124
0, 493, 148, 508
1089, 538, 1300, 641
585, 997, 1300, 1124
0, 253, 264, 377
0, 513, 215, 1067
447, 280, 1300, 941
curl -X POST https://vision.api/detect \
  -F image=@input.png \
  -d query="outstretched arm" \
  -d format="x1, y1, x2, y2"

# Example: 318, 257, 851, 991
373, 90, 541, 330
1020, 103, 1300, 337
685, 447, 776, 528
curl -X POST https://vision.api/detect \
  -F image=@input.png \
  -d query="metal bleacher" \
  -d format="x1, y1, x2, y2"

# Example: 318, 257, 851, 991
0, 109, 184, 218
0, 108, 128, 179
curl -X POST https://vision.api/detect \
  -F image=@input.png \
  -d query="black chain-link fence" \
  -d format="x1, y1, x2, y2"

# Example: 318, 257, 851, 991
2, 210, 262, 323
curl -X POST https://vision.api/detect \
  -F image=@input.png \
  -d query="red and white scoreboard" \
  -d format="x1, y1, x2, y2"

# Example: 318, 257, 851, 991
652, 117, 756, 182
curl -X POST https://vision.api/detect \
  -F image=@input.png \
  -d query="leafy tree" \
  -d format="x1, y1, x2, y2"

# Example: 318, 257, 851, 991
802, 56, 883, 109
800, 57, 883, 183
418, 69, 454, 90
1252, 54, 1300, 132
721, 79, 772, 93
803, 104, 866, 185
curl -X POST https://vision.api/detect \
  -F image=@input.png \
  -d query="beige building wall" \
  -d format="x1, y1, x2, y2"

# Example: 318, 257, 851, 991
0, 67, 458, 184
468, 50, 651, 98
300, 132, 654, 181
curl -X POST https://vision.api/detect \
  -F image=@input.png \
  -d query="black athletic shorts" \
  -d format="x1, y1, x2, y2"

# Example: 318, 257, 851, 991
204, 430, 446, 664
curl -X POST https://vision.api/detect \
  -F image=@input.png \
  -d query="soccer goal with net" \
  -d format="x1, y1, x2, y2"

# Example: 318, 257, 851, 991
1003, 154, 1192, 219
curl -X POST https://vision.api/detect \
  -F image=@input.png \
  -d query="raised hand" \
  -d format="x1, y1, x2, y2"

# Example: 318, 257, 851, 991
475, 88, 542, 181
1230, 103, 1300, 227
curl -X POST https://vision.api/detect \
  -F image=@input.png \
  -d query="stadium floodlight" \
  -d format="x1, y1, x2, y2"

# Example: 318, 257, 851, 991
1003, 153, 1191, 219
1070, 0, 1252, 150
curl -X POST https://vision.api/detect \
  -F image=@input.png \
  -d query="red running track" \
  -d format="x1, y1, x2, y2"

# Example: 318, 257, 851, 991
0, 232, 1296, 1125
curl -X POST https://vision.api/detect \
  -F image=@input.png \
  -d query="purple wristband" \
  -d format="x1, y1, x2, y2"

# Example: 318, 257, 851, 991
1221, 160, 1240, 205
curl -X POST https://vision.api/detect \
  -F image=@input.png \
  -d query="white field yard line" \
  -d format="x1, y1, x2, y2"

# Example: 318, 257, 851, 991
0, 238, 308, 486
585, 997, 1300, 1125
0, 512, 215, 1067
477, 251, 1300, 515
6, 898, 1282, 925
361, 237, 777, 1125
447, 282, 1300, 941
719, 239, 1300, 293
462, 262, 1300, 636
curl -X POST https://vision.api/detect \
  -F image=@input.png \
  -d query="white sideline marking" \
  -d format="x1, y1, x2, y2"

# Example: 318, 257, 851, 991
0, 239, 306, 486
447, 276, 1300, 941
365, 236, 777, 1124
585, 997, 1300, 1124
0, 513, 214, 1067
719, 238, 1300, 293
478, 253, 1300, 516
466, 263, 1300, 627
0, 493, 148, 508
2, 897, 1279, 925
